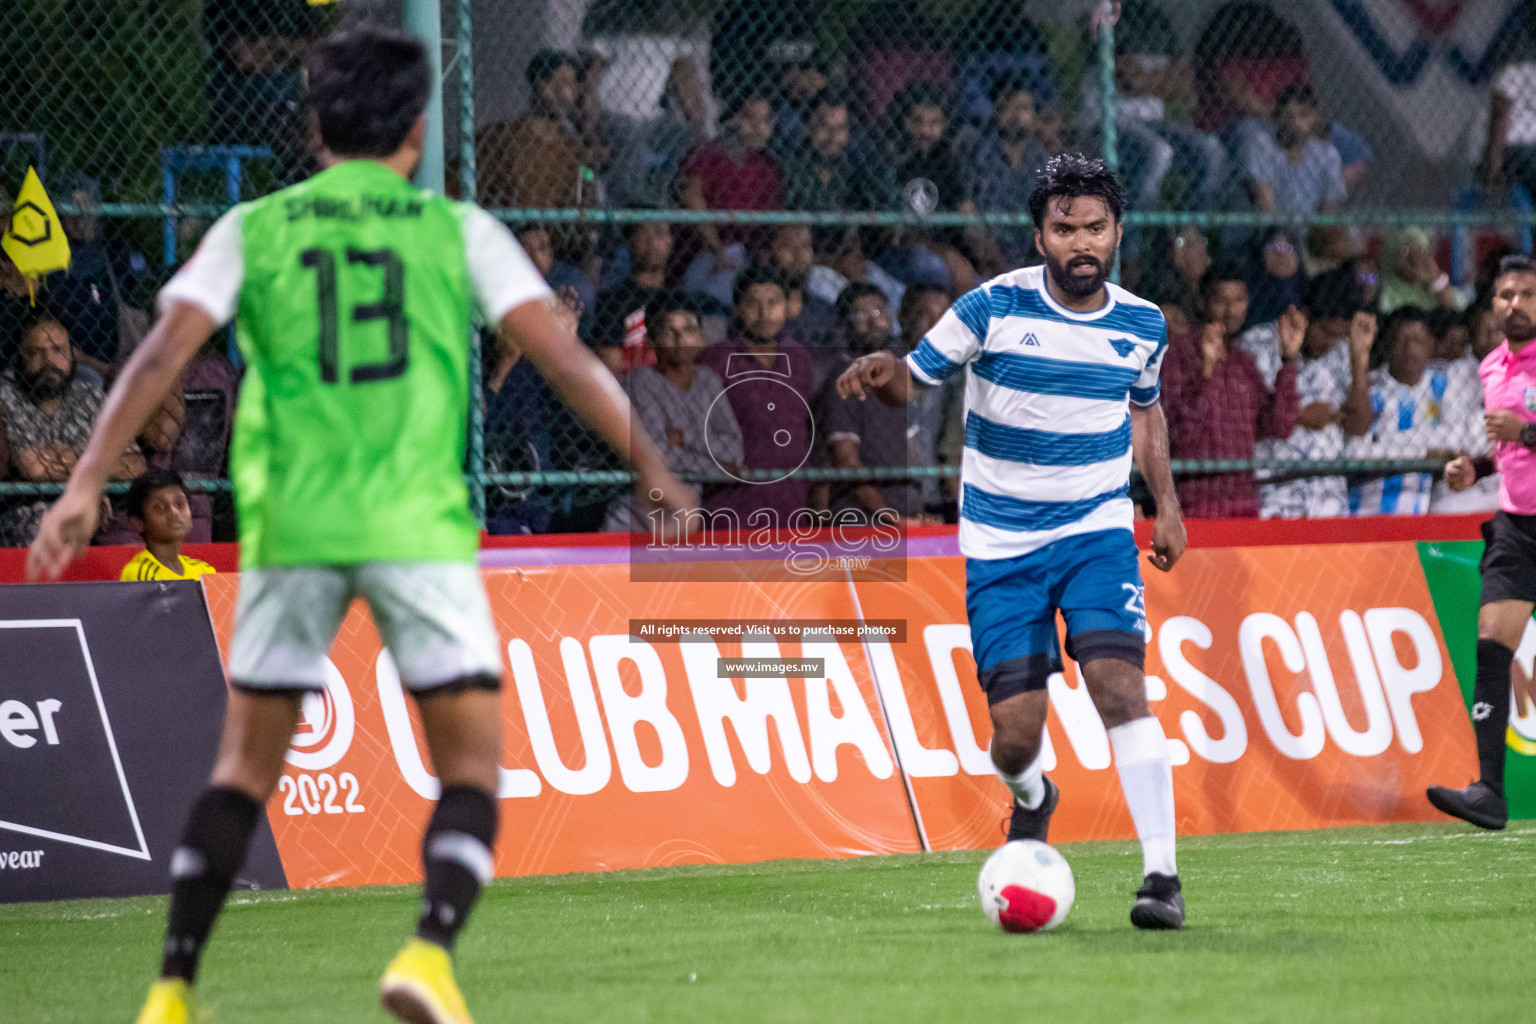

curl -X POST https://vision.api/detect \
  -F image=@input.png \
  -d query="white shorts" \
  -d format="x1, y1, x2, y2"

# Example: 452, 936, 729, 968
227, 562, 502, 692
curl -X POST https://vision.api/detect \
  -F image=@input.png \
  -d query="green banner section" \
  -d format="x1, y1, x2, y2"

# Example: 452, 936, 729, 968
1418, 541, 1536, 820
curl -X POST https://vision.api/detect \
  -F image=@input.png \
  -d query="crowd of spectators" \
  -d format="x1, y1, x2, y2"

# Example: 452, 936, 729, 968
0, 169, 246, 549
4, 0, 1535, 546
448, 0, 1527, 532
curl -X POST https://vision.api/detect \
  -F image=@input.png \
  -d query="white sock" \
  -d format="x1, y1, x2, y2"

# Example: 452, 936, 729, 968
992, 735, 1046, 810
1109, 716, 1177, 878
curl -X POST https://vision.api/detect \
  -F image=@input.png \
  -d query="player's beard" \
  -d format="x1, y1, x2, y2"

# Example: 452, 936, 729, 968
1044, 249, 1114, 301
1500, 309, 1536, 344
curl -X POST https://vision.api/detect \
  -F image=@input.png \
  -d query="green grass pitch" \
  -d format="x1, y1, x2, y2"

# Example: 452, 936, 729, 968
3, 821, 1532, 1024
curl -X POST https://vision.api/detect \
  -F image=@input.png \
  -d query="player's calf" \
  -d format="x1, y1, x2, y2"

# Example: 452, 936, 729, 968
157, 688, 302, 986
1082, 656, 1183, 929
987, 690, 1056, 840
159, 786, 264, 983
417, 784, 499, 950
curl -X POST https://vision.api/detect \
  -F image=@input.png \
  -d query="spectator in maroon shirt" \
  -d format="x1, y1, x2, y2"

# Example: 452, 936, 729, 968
1162, 261, 1304, 518
696, 266, 815, 529
678, 87, 783, 299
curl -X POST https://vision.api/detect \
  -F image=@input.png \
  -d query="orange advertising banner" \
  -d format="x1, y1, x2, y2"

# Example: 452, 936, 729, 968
203, 568, 922, 889
203, 543, 1477, 889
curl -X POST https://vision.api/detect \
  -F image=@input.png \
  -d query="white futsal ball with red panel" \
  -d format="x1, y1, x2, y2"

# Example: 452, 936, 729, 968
977, 840, 1075, 933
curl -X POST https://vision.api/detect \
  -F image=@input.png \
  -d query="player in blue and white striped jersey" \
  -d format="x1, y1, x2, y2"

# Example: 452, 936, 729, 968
837, 155, 1189, 930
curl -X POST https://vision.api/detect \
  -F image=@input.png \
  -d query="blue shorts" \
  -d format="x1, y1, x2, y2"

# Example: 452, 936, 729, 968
965, 528, 1148, 705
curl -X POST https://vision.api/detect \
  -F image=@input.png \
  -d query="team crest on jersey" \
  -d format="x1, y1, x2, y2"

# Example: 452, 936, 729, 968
1107, 336, 1136, 358
1021, 332, 1041, 347
1525, 386, 1535, 412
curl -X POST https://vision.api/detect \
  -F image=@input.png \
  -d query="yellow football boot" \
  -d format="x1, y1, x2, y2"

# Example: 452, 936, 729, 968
380, 938, 474, 1024
133, 979, 197, 1024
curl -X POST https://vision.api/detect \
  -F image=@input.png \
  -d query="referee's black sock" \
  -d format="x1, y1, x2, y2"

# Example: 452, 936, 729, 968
417, 785, 499, 952
1472, 638, 1515, 798
161, 786, 262, 983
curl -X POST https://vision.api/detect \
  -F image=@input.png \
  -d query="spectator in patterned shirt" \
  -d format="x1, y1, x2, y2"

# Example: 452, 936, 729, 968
1240, 268, 1376, 519
1161, 262, 1303, 518
0, 310, 144, 546
605, 292, 743, 532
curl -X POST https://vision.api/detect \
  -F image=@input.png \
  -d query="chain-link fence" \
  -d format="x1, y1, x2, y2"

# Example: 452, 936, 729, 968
2, 0, 1533, 546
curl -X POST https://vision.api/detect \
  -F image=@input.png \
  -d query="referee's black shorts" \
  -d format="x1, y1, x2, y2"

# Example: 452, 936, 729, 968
1480, 511, 1536, 606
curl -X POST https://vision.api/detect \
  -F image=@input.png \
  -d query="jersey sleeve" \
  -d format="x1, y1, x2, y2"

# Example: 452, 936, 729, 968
158, 207, 246, 326
1129, 308, 1169, 408
905, 285, 988, 386
459, 206, 554, 324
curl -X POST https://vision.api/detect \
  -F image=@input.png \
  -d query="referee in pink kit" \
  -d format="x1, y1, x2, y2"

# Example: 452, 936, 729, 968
1429, 253, 1536, 830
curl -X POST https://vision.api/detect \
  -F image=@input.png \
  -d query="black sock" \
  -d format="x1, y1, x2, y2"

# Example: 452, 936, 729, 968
1472, 638, 1514, 798
417, 785, 499, 951
161, 786, 261, 983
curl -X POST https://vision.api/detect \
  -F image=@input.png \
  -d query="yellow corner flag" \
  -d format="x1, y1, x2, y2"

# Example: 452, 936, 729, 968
3, 167, 71, 295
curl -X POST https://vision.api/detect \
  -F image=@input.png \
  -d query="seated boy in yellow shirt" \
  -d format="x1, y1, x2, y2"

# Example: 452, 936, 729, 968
119, 469, 217, 582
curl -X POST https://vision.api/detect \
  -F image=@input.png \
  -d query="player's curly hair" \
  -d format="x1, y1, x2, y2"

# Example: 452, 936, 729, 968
1027, 153, 1126, 228
1497, 252, 1536, 279
306, 26, 431, 158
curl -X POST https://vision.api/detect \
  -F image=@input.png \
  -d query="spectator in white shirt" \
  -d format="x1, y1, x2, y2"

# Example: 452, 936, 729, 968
1429, 302, 1504, 512
1347, 308, 1459, 516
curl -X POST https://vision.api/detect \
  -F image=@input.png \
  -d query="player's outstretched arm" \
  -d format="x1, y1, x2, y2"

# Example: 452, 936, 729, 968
27, 301, 216, 581
835, 350, 925, 406
498, 299, 699, 519
1131, 401, 1187, 573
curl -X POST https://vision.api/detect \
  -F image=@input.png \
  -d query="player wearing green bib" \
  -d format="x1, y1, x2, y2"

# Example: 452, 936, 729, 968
29, 27, 693, 1024
226, 159, 492, 568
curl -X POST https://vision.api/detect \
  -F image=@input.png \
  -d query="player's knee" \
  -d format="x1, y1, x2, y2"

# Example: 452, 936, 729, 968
208, 757, 286, 803
989, 717, 1042, 761
1476, 605, 1527, 650
979, 655, 1054, 709
210, 687, 307, 800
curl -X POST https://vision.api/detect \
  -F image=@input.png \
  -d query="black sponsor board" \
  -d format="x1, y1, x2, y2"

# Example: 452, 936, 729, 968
0, 581, 286, 902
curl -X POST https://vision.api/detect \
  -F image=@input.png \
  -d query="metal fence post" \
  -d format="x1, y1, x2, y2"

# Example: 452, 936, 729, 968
405, 0, 446, 194
454, 0, 487, 525
1096, 2, 1120, 286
